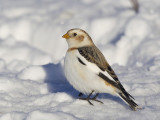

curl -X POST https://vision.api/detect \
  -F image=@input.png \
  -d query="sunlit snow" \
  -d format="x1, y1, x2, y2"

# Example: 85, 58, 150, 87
0, 0, 160, 119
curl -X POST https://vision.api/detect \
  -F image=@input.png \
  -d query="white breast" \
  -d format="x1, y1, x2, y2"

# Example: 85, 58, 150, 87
64, 50, 116, 95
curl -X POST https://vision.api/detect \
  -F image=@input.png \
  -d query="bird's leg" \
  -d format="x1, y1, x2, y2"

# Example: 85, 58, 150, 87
78, 92, 83, 97
91, 93, 103, 104
79, 91, 94, 105
79, 91, 103, 105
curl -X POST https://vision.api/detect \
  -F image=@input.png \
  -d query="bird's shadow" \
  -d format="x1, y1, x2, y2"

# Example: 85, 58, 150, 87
42, 63, 130, 109
42, 63, 80, 98
98, 93, 130, 110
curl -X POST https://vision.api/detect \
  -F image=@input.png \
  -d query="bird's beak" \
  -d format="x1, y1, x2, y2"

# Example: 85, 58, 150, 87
62, 33, 70, 39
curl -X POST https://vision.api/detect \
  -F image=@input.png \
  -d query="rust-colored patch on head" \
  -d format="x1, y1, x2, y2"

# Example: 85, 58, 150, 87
75, 35, 84, 42
67, 47, 77, 52
79, 35, 84, 41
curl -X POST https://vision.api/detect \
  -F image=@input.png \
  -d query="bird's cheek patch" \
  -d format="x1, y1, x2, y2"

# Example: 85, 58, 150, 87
78, 35, 84, 41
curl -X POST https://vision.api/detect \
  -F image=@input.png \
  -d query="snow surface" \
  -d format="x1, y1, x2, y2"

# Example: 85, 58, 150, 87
0, 0, 160, 119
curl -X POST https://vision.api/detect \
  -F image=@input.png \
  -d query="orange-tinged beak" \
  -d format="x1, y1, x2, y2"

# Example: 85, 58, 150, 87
62, 33, 70, 39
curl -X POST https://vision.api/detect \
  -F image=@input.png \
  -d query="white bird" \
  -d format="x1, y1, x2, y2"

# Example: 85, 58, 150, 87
62, 28, 140, 111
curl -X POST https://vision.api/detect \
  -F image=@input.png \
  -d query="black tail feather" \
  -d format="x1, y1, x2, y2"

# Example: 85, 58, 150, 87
118, 82, 135, 100
118, 93, 140, 111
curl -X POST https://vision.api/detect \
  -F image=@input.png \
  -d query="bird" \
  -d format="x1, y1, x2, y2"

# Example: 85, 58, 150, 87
62, 28, 141, 111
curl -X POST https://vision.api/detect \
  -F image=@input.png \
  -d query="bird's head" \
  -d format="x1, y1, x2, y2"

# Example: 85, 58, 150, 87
62, 28, 94, 48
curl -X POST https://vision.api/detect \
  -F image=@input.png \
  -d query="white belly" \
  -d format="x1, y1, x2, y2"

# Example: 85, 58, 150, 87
64, 50, 116, 94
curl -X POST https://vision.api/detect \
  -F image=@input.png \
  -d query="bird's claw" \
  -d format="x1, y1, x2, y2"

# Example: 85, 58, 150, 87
79, 97, 103, 105
79, 97, 94, 105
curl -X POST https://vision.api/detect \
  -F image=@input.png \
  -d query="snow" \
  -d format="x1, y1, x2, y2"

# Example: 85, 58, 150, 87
0, 0, 160, 119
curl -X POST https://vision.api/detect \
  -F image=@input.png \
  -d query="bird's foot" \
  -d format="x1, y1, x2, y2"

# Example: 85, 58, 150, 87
79, 97, 103, 105
79, 93, 103, 105
79, 91, 103, 105
79, 97, 94, 105
79, 91, 94, 105
91, 97, 103, 104
91, 93, 103, 104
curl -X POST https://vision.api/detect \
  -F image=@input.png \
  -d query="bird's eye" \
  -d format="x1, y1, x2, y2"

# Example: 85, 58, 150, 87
73, 33, 77, 36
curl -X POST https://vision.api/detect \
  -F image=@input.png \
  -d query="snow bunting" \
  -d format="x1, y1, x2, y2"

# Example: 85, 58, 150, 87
62, 28, 140, 111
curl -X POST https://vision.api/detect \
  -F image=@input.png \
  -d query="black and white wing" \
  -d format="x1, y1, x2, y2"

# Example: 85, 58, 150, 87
77, 46, 134, 99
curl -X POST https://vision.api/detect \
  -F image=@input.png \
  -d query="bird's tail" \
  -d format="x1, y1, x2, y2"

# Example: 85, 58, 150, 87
118, 92, 141, 111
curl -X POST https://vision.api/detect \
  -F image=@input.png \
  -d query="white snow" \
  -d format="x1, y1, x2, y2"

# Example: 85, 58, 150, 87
0, 0, 160, 119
